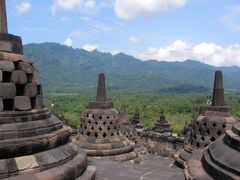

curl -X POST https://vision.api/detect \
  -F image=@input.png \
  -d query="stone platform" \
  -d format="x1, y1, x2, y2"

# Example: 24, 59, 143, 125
89, 154, 184, 180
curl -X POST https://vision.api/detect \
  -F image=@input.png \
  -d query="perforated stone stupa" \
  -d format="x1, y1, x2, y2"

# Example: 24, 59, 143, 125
119, 106, 138, 142
185, 122, 240, 180
75, 73, 140, 163
152, 112, 172, 134
0, 1, 95, 179
130, 110, 144, 129
174, 70, 238, 168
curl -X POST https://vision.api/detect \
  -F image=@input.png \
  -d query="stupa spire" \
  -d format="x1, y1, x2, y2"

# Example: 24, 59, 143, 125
212, 70, 224, 106
0, 0, 8, 34
96, 73, 107, 102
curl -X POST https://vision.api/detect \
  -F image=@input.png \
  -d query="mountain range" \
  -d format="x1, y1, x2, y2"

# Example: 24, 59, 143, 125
23, 42, 240, 93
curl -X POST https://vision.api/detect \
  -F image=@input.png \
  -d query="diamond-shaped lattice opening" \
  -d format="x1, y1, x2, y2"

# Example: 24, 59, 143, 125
201, 136, 205, 141
3, 71, 12, 82
95, 122, 98, 125
193, 135, 197, 139
210, 137, 216, 142
87, 132, 91, 136
99, 127, 102, 131
87, 114, 89, 117
3, 99, 14, 111
212, 122, 217, 127
88, 120, 91, 124
94, 132, 98, 137
199, 128, 202, 133
103, 121, 107, 126
203, 122, 207, 126
111, 133, 114, 136
85, 126, 87, 129
217, 130, 222, 136
117, 132, 119, 135
99, 116, 102, 120
196, 121, 199, 125
206, 129, 211, 135
14, 61, 19, 69
222, 124, 227, 128
107, 116, 110, 119
91, 127, 94, 131
107, 127, 110, 130
92, 114, 95, 118
27, 74, 33, 83
81, 131, 83, 135
102, 133, 106, 138
110, 122, 113, 125
196, 143, 200, 148
204, 144, 208, 147
114, 126, 117, 130
16, 84, 25, 96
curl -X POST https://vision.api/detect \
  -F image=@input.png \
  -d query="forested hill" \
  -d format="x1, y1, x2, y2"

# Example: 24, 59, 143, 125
23, 42, 240, 93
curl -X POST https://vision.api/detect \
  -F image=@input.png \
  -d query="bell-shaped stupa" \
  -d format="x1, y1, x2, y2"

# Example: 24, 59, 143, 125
152, 112, 172, 133
174, 70, 238, 168
0, 1, 95, 179
185, 122, 240, 180
74, 73, 140, 163
130, 110, 144, 129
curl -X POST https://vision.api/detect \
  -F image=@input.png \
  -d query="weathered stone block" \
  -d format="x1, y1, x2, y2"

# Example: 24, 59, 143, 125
0, 97, 3, 112
18, 62, 33, 73
11, 70, 27, 84
24, 83, 37, 97
32, 67, 41, 85
0, 83, 16, 99
0, 70, 2, 82
15, 155, 39, 171
34, 95, 43, 109
0, 60, 14, 71
14, 96, 31, 111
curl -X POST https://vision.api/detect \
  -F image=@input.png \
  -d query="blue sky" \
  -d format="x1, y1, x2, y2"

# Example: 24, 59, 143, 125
6, 0, 240, 66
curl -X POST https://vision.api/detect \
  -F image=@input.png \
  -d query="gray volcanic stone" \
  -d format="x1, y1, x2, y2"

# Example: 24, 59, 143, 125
0, 60, 14, 71
75, 73, 140, 163
18, 62, 33, 73
89, 155, 184, 180
24, 83, 37, 97
0, 70, 2, 82
0, 83, 16, 99
0, 97, 3, 112
32, 67, 41, 85
14, 96, 31, 111
0, 0, 95, 179
11, 70, 27, 84
34, 95, 43, 109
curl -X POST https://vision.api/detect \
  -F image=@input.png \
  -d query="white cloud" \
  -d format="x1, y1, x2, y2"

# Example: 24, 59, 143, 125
138, 40, 240, 67
64, 38, 73, 47
51, 0, 101, 14
16, 1, 31, 15
82, 44, 98, 51
114, 0, 186, 19
222, 6, 240, 31
129, 36, 141, 44
111, 50, 120, 55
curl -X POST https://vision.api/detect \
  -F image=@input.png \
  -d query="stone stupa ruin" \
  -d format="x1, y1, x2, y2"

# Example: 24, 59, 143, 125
174, 70, 238, 168
0, 1, 95, 179
119, 106, 138, 143
152, 112, 172, 134
74, 73, 140, 163
130, 110, 144, 129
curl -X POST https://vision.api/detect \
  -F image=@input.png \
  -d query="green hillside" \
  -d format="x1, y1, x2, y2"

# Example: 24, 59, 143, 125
23, 42, 240, 93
